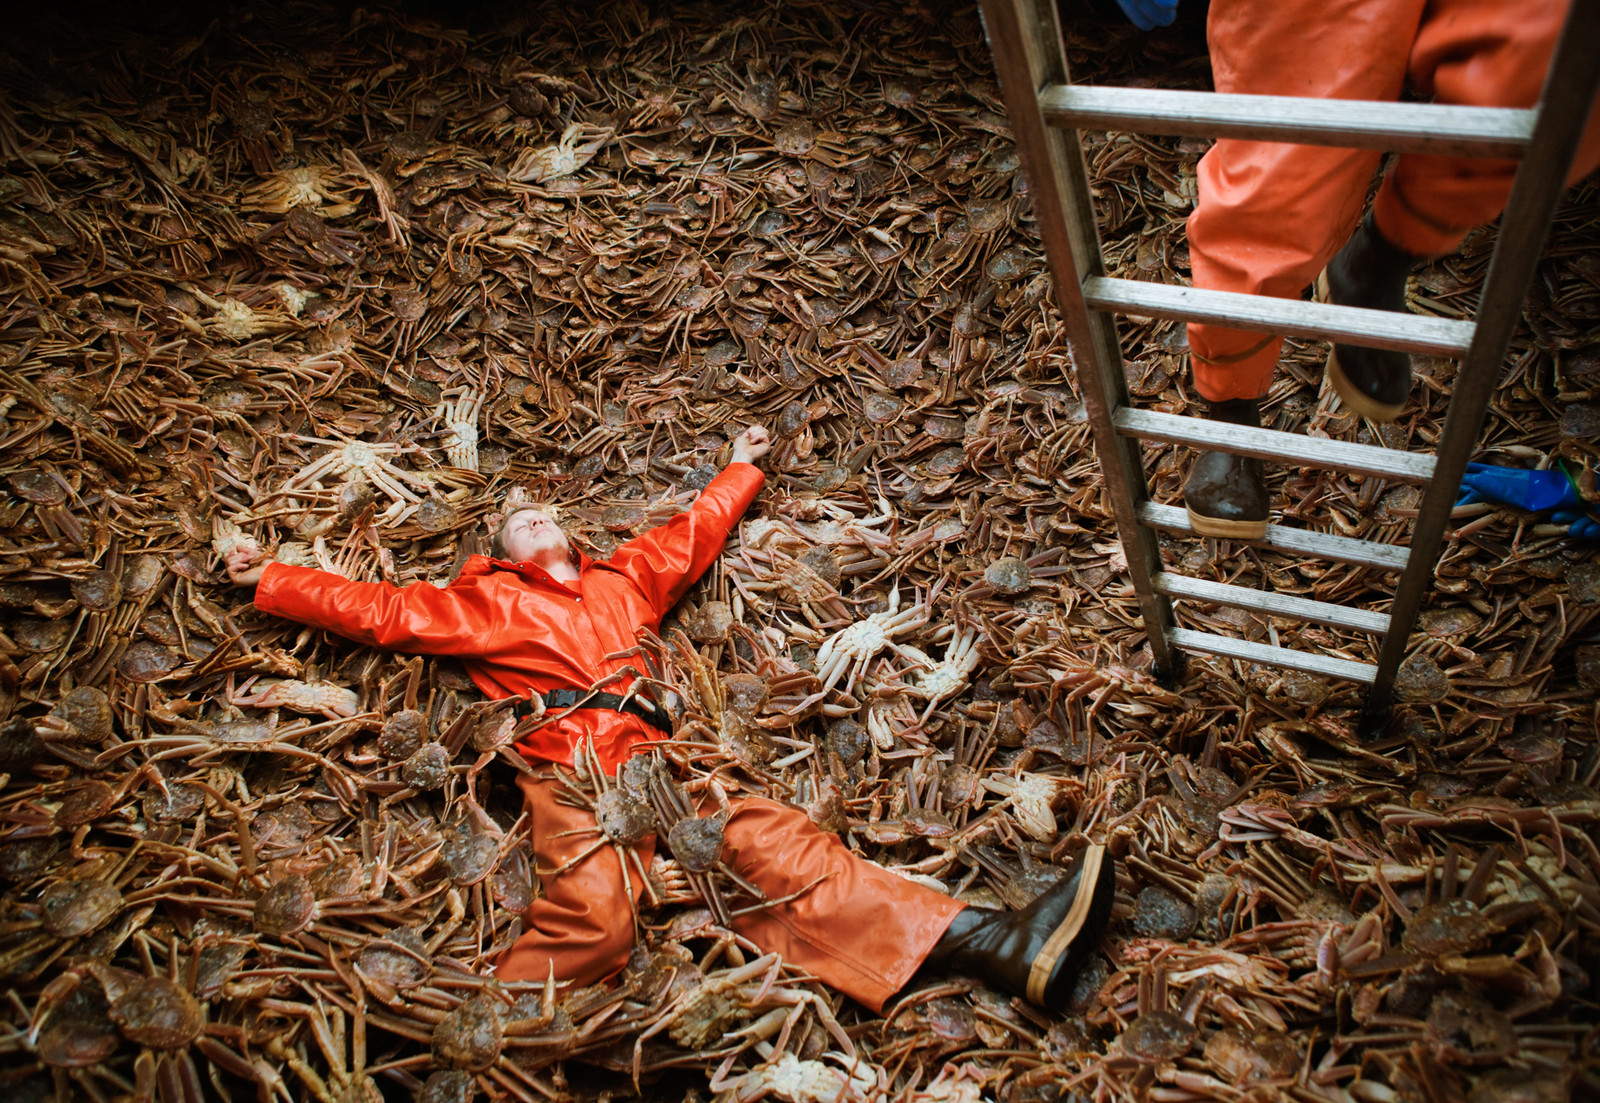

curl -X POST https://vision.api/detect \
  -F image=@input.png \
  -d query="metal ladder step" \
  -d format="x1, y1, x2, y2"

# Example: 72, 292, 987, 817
1154, 571, 1390, 634
1169, 628, 1378, 684
1138, 502, 1411, 573
1115, 408, 1438, 483
1083, 276, 1476, 356
1041, 85, 1535, 157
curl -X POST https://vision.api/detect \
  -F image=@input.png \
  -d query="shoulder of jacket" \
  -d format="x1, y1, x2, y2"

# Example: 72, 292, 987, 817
454, 555, 499, 580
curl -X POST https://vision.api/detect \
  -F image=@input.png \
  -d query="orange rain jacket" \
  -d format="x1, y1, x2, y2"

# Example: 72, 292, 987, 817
254, 463, 765, 773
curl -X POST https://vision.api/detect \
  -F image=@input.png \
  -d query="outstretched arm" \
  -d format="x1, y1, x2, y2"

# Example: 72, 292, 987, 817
231, 549, 489, 655
607, 426, 770, 618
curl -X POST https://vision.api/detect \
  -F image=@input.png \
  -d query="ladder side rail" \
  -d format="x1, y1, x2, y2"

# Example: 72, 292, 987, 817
1041, 86, 1535, 157
1364, 0, 1600, 721
979, 0, 1182, 677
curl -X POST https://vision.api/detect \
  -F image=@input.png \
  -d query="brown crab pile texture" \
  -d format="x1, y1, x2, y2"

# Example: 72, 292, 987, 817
2, 2, 1598, 1101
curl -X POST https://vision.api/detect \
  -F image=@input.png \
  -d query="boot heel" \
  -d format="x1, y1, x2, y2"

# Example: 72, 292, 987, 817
1183, 397, 1270, 540
1315, 267, 1408, 424
1026, 843, 1110, 1004
919, 842, 1117, 1013
1185, 505, 1269, 541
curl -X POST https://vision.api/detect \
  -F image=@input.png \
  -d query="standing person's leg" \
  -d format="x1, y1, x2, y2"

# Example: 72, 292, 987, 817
1373, 0, 1600, 258
1187, 0, 1426, 400
494, 774, 650, 986
1320, 0, 1600, 421
718, 796, 1114, 1014
1183, 0, 1425, 536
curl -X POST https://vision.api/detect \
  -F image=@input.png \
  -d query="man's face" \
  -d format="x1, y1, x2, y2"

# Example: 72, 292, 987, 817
499, 508, 573, 563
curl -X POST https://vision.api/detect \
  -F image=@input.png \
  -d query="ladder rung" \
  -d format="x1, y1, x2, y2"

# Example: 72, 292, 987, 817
1041, 85, 1536, 158
1138, 502, 1411, 573
1084, 277, 1475, 357
1153, 571, 1390, 634
1169, 627, 1378, 684
1116, 408, 1437, 483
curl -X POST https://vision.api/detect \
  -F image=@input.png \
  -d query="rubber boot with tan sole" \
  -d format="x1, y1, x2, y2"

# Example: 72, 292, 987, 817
1315, 212, 1423, 423
915, 843, 1116, 1014
1184, 398, 1269, 540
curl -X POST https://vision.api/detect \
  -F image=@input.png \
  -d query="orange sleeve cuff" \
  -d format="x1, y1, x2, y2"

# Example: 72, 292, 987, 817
253, 560, 302, 618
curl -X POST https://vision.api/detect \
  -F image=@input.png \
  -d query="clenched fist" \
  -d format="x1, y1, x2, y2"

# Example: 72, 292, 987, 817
226, 547, 270, 589
730, 425, 771, 465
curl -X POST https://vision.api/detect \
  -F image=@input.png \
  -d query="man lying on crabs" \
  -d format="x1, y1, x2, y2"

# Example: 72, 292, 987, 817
227, 423, 1114, 1017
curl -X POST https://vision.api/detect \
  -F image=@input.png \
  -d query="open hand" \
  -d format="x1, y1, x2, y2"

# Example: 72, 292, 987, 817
730, 425, 771, 465
226, 546, 270, 589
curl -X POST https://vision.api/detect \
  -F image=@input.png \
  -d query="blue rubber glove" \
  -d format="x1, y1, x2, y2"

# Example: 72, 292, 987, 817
1116, 0, 1179, 30
1455, 462, 1580, 512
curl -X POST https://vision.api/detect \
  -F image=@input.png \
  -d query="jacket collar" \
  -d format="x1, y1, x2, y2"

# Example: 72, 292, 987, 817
463, 551, 596, 585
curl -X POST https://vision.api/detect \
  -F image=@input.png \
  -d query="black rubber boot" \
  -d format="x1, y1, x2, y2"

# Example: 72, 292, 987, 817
915, 844, 1116, 1014
1317, 212, 1423, 422
1184, 398, 1269, 540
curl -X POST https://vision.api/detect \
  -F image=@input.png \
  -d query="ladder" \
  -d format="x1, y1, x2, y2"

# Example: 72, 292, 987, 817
978, 0, 1600, 726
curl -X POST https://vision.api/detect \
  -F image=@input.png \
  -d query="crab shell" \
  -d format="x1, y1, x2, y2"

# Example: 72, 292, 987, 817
70, 568, 122, 612
440, 829, 500, 887
668, 980, 746, 1050
38, 686, 114, 744
40, 879, 123, 938
249, 679, 362, 717
403, 743, 452, 790
34, 988, 120, 1069
1120, 1010, 1198, 1063
253, 874, 316, 937
1007, 773, 1065, 843
596, 788, 657, 845
431, 995, 505, 1071
210, 516, 261, 561
356, 929, 432, 990
379, 709, 427, 759
666, 815, 726, 874
722, 1050, 873, 1103
1202, 1026, 1300, 1082
110, 976, 204, 1049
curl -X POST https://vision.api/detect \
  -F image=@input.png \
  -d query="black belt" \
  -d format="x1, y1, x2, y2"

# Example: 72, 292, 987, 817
516, 689, 674, 734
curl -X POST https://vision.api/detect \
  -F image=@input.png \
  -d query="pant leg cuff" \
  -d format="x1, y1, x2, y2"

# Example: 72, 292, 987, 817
1189, 335, 1280, 403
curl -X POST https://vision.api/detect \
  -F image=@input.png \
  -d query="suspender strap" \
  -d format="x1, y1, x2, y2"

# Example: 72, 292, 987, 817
515, 689, 674, 734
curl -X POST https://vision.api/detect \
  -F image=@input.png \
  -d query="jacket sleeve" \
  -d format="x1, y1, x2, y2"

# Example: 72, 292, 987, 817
606, 462, 765, 618
254, 562, 489, 655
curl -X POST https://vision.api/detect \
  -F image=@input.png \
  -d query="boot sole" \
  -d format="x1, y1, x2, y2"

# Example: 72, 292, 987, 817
1026, 844, 1109, 1006
1186, 505, 1268, 541
1314, 270, 1407, 424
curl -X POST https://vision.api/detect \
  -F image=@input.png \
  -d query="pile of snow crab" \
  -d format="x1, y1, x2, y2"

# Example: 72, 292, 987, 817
1, 1, 1596, 1101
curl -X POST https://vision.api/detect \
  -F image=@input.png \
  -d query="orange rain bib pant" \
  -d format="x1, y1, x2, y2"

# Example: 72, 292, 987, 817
497, 775, 964, 1010
255, 465, 963, 1012
1187, 0, 1600, 401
